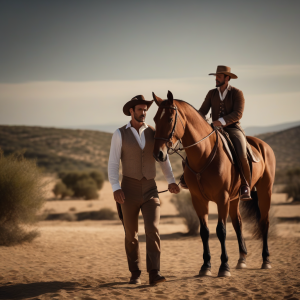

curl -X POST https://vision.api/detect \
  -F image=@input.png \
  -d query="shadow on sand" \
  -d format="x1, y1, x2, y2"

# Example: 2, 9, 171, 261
138, 232, 240, 242
0, 281, 77, 300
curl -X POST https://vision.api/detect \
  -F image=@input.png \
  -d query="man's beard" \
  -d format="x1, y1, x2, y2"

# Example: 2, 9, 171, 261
216, 80, 225, 87
134, 113, 145, 123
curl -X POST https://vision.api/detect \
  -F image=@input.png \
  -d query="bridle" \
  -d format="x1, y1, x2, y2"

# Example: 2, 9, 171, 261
154, 104, 217, 153
154, 103, 219, 194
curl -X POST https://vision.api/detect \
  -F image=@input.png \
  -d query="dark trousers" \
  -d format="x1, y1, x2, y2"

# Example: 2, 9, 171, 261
224, 127, 251, 186
121, 176, 161, 273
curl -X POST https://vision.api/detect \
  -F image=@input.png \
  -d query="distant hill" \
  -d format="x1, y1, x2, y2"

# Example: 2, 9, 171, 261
256, 125, 300, 171
0, 125, 299, 181
0, 126, 112, 175
67, 123, 124, 133
69, 120, 300, 135
0, 125, 183, 180
244, 120, 300, 136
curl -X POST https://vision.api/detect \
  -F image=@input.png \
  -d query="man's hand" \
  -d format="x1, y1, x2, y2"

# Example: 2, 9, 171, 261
114, 189, 125, 203
213, 120, 223, 127
168, 183, 180, 194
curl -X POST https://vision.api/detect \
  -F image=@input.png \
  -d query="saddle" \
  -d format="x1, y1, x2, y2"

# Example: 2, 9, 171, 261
218, 130, 260, 164
218, 130, 260, 165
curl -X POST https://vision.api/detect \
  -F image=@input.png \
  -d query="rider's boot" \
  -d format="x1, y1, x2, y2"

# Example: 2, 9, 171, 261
239, 159, 252, 201
240, 184, 251, 200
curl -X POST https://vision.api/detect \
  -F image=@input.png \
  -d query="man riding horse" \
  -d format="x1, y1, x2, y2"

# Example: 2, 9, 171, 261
181, 65, 252, 200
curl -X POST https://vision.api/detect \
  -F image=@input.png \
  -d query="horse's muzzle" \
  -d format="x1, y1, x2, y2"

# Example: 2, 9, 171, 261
153, 151, 167, 162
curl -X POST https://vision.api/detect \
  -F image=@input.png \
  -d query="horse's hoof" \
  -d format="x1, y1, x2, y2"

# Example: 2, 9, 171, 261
218, 270, 231, 277
261, 262, 272, 269
236, 259, 247, 269
236, 261, 247, 269
199, 269, 212, 276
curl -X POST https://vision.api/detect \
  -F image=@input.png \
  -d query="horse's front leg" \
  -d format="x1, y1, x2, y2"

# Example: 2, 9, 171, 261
217, 199, 231, 277
192, 195, 211, 276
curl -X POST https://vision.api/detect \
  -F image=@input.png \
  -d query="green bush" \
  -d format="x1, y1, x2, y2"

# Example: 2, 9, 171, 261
73, 178, 98, 200
171, 191, 199, 236
0, 151, 46, 246
90, 171, 105, 189
52, 181, 73, 199
57, 170, 104, 200
76, 208, 117, 221
44, 208, 117, 221
275, 168, 300, 184
283, 178, 300, 202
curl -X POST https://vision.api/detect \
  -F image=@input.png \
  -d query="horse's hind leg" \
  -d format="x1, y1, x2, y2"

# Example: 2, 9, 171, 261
217, 199, 231, 277
229, 198, 247, 269
256, 186, 272, 269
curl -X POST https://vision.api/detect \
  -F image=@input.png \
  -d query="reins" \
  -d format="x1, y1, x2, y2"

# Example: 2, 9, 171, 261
155, 103, 219, 194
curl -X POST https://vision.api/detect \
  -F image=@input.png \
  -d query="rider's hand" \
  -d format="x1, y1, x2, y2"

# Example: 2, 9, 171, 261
168, 183, 180, 194
114, 189, 125, 204
213, 120, 223, 127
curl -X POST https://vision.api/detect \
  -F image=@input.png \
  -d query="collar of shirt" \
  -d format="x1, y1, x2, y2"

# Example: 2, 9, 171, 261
125, 121, 148, 137
217, 84, 231, 101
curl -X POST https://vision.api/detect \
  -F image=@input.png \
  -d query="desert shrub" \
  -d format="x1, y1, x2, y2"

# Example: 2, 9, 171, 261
73, 178, 98, 200
275, 168, 300, 185
76, 208, 117, 221
171, 191, 199, 236
283, 177, 300, 202
90, 171, 105, 189
44, 212, 77, 221
52, 181, 73, 199
44, 208, 117, 221
275, 168, 300, 201
0, 151, 46, 246
57, 170, 104, 200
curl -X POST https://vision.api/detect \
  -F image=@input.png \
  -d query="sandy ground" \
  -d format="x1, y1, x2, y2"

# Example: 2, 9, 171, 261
0, 181, 300, 299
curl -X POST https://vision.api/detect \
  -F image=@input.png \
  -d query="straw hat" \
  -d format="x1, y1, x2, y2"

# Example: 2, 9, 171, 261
123, 95, 153, 116
209, 65, 238, 79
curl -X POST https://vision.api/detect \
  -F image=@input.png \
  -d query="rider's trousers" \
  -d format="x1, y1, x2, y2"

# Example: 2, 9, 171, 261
224, 127, 251, 187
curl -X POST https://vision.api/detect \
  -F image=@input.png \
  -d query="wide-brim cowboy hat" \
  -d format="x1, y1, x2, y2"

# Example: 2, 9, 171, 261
123, 95, 153, 116
209, 65, 238, 79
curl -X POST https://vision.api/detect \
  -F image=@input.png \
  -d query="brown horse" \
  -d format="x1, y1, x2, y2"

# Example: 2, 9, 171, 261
152, 91, 276, 277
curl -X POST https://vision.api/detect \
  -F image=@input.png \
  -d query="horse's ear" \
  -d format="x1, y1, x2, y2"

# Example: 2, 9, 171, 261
167, 90, 174, 105
152, 92, 163, 106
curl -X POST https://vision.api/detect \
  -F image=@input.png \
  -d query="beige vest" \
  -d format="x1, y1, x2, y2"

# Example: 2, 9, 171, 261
119, 125, 156, 180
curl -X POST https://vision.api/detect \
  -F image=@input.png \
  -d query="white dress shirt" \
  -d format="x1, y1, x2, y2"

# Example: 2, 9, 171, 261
108, 121, 176, 192
217, 84, 231, 126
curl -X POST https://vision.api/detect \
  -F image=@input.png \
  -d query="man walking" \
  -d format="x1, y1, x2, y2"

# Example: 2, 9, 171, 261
108, 95, 180, 285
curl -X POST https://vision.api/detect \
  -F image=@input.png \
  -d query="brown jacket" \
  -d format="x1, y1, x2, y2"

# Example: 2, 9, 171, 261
119, 125, 156, 180
199, 86, 245, 129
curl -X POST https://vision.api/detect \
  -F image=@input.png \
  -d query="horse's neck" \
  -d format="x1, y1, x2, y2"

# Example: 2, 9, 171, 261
179, 103, 216, 170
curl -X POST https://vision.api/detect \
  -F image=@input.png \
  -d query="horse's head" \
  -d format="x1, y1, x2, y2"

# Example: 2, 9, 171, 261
152, 90, 185, 162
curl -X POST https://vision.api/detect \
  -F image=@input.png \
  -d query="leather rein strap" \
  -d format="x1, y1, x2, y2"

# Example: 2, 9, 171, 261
154, 104, 219, 193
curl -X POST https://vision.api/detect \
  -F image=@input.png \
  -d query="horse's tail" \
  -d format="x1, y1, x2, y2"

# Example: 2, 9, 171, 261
239, 191, 262, 239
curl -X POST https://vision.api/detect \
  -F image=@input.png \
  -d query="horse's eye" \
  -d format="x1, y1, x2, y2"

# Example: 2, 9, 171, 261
169, 118, 173, 123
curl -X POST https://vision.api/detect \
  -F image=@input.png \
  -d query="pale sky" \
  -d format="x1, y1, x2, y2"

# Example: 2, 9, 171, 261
0, 0, 299, 129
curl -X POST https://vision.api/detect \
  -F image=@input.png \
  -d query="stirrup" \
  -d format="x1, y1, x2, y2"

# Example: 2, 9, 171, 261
240, 185, 252, 201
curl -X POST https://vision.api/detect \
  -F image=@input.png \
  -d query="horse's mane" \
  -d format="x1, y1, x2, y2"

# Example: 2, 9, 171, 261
174, 99, 209, 124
